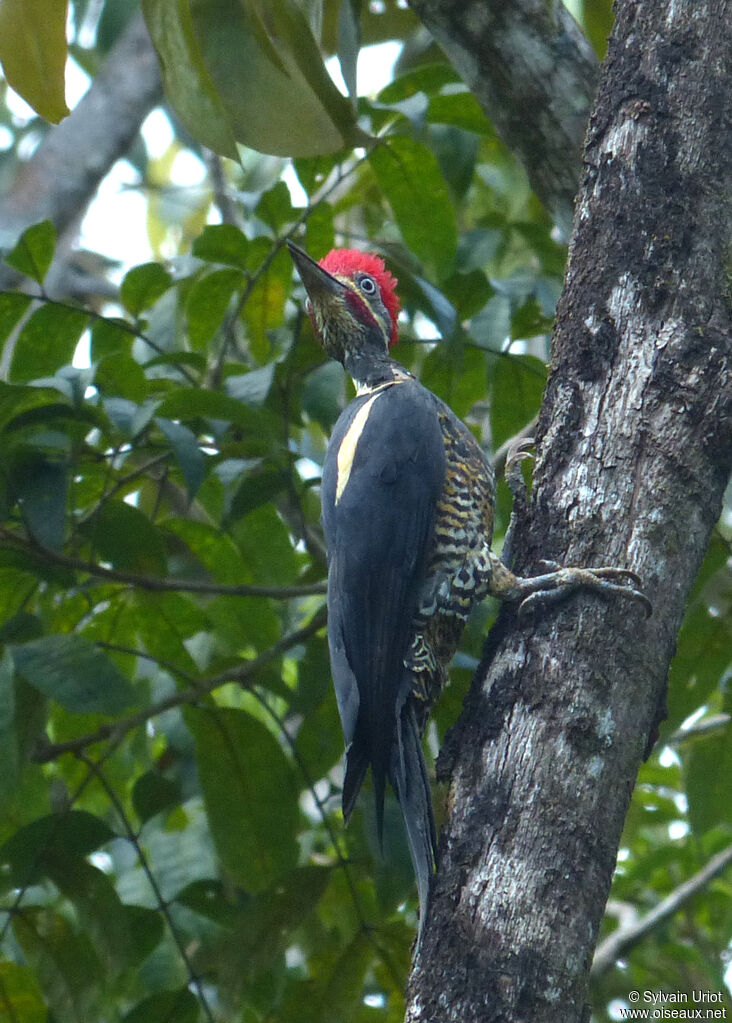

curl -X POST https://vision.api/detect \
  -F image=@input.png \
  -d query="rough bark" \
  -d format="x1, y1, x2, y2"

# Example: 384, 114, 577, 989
0, 12, 162, 290
407, 0, 599, 236
406, 1, 731, 1020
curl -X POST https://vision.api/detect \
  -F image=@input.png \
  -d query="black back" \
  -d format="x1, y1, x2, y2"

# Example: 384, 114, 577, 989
321, 380, 445, 840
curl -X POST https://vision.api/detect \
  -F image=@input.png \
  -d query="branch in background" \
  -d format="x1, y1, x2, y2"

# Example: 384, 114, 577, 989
407, 0, 599, 235
204, 150, 240, 227
592, 843, 732, 977
669, 713, 730, 745
0, 12, 162, 291
32, 607, 327, 764
0, 528, 326, 599
78, 753, 216, 1023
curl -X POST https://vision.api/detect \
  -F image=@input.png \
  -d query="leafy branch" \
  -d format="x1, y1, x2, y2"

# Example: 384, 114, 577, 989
0, 527, 326, 599
592, 842, 732, 976
32, 608, 327, 764
78, 753, 216, 1023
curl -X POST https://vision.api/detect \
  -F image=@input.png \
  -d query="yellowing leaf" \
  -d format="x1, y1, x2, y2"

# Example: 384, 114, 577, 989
0, 0, 69, 123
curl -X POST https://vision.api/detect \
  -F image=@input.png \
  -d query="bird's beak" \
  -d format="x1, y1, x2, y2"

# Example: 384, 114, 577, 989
287, 240, 345, 301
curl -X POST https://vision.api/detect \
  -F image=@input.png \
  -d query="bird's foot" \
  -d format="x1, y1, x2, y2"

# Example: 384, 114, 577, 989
514, 564, 652, 622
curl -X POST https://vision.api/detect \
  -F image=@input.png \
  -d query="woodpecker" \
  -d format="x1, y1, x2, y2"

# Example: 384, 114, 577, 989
288, 240, 649, 944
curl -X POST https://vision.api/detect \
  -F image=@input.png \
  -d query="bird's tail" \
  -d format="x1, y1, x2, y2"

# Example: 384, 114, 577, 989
390, 702, 438, 948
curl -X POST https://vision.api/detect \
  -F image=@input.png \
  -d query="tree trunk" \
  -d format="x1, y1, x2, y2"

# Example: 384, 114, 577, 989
407, 0, 599, 235
406, 1, 731, 1020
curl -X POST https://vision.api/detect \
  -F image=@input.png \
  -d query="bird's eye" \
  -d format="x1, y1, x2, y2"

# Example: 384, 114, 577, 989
358, 275, 377, 295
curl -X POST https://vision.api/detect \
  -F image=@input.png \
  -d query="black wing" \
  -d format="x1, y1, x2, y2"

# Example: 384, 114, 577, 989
321, 381, 445, 841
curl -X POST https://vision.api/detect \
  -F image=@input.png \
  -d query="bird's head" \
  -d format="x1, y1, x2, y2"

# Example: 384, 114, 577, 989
287, 241, 401, 369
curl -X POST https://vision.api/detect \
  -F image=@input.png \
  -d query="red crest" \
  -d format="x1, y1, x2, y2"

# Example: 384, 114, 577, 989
319, 249, 401, 347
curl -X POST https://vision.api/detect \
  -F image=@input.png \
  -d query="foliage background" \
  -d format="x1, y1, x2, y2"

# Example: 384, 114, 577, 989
0, 2, 729, 1021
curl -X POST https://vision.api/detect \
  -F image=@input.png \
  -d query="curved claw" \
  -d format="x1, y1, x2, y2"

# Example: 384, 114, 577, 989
515, 565, 652, 622
589, 566, 644, 588
504, 438, 535, 475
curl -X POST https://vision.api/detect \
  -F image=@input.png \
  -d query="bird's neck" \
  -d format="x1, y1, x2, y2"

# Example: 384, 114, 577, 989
344, 347, 404, 392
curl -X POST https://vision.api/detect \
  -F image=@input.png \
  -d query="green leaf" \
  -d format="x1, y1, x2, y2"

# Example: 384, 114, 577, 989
143, 0, 238, 158
156, 387, 277, 445
0, 0, 69, 122
470, 294, 511, 351
45, 855, 133, 976
123, 989, 200, 1023
4, 221, 57, 283
0, 962, 45, 1023
80, 498, 167, 575
337, 0, 360, 102
256, 180, 294, 231
231, 504, 300, 584
665, 536, 731, 733
89, 317, 133, 360
120, 262, 173, 316
225, 364, 275, 407
132, 771, 183, 824
511, 296, 554, 341
192, 224, 250, 269
16, 456, 67, 551
377, 64, 459, 104
94, 351, 150, 402
444, 269, 493, 320
190, 0, 367, 157
164, 517, 250, 585
684, 727, 732, 838
293, 153, 341, 197
0, 810, 115, 885
175, 879, 241, 925
185, 267, 242, 349
0, 649, 19, 807
9, 303, 89, 383
490, 355, 546, 449
0, 292, 32, 346
156, 416, 207, 498
301, 361, 344, 430
189, 706, 299, 890
124, 905, 165, 966
222, 866, 332, 987
239, 243, 291, 361
103, 396, 160, 438
422, 342, 487, 419
369, 136, 457, 280
304, 201, 335, 262
13, 909, 102, 1018
12, 635, 137, 714
296, 695, 342, 781
427, 92, 492, 135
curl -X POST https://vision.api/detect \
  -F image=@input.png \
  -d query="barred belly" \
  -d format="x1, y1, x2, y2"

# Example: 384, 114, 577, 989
405, 407, 497, 731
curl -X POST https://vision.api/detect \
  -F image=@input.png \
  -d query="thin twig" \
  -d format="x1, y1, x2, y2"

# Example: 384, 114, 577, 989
0, 292, 199, 386
668, 713, 730, 744
592, 842, 732, 977
77, 753, 215, 1023
251, 690, 405, 991
0, 527, 326, 599
32, 609, 327, 763
0, 742, 119, 945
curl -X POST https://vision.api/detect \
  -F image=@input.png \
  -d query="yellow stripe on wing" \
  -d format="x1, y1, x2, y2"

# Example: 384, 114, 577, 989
335, 392, 382, 504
